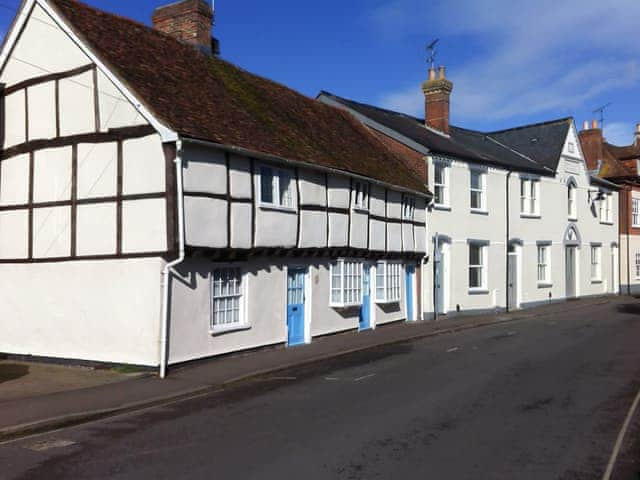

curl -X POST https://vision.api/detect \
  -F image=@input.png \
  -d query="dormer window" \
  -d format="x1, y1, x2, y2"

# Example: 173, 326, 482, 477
352, 181, 369, 211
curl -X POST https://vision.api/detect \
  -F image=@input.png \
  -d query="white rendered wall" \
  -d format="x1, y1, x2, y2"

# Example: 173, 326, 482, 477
168, 257, 409, 364
0, 258, 165, 365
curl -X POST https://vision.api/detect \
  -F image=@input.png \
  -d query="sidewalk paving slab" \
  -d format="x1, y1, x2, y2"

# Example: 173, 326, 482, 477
0, 295, 627, 442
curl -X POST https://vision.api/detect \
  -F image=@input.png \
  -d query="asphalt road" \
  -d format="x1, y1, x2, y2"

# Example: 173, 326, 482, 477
3, 300, 640, 479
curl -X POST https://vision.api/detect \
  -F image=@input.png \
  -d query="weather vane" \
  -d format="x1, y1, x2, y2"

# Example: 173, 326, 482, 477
426, 39, 439, 69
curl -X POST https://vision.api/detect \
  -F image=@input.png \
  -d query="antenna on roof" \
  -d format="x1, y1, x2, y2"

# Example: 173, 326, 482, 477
593, 102, 612, 134
426, 39, 439, 69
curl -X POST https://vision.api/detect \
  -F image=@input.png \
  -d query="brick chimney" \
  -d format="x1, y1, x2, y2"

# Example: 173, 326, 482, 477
422, 65, 453, 135
578, 119, 604, 171
152, 0, 216, 54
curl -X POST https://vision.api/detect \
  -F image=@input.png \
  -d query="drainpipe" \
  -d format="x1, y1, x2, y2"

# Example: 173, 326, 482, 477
626, 186, 631, 296
505, 171, 513, 312
159, 139, 186, 379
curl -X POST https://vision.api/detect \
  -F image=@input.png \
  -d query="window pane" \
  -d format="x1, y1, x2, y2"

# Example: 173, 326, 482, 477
279, 172, 292, 207
469, 267, 481, 288
471, 191, 482, 209
470, 171, 481, 190
469, 245, 481, 265
260, 167, 274, 204
435, 165, 443, 184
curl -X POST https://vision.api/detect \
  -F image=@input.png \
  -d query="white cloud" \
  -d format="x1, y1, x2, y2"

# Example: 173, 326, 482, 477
370, 0, 640, 123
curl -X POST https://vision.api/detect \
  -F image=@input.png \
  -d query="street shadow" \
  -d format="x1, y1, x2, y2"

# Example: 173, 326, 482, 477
0, 363, 30, 384
616, 303, 640, 315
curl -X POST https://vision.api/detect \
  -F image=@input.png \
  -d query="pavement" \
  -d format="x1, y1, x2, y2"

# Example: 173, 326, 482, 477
2, 294, 640, 479
0, 295, 625, 443
0, 361, 136, 402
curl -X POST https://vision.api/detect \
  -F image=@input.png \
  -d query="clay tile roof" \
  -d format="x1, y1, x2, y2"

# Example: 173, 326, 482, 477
46, 0, 428, 194
604, 142, 640, 161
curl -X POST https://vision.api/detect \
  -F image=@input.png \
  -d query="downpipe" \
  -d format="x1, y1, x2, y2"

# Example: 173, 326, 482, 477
159, 139, 185, 379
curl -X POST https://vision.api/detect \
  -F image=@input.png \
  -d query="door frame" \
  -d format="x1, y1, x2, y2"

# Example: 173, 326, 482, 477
360, 262, 374, 331
285, 265, 312, 346
611, 243, 619, 294
563, 224, 582, 299
507, 240, 522, 311
405, 263, 417, 322
434, 235, 451, 316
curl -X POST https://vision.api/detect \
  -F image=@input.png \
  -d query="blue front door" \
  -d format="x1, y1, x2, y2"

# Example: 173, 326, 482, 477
287, 268, 306, 346
406, 265, 415, 321
360, 264, 372, 331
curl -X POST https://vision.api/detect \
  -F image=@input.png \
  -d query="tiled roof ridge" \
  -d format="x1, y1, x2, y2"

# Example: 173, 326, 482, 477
318, 91, 424, 123
488, 117, 573, 135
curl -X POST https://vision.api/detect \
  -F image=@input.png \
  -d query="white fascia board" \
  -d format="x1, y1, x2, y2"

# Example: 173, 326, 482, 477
0, 0, 36, 75
33, 0, 178, 143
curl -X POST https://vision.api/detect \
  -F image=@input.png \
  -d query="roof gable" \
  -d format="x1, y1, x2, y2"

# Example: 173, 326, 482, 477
488, 118, 572, 171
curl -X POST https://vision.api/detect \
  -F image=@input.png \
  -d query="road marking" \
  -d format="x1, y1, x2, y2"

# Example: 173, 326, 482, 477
446, 347, 460, 353
354, 374, 376, 382
25, 439, 76, 452
602, 385, 640, 480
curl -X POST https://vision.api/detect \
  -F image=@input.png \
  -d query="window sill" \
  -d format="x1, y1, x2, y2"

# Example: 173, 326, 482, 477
468, 288, 489, 295
433, 204, 451, 212
591, 279, 603, 284
633, 224, 640, 229
568, 216, 578, 222
520, 213, 541, 219
470, 208, 489, 215
259, 203, 296, 214
375, 299, 400, 305
210, 324, 251, 336
330, 303, 362, 310
537, 282, 553, 288
600, 221, 614, 226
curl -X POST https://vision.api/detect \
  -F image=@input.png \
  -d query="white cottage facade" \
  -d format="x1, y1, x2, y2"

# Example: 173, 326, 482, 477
320, 68, 619, 319
0, 0, 429, 371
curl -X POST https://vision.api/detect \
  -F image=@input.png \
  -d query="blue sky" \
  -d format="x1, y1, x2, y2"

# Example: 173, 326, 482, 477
1, 0, 639, 145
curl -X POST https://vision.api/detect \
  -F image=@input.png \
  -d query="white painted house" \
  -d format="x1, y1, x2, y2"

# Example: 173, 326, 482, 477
0, 0, 430, 371
320, 66, 619, 318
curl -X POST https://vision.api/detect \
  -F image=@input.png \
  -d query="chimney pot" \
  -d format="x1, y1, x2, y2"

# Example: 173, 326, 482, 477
636, 123, 640, 134
583, 120, 590, 131
438, 65, 446, 80
592, 119, 599, 129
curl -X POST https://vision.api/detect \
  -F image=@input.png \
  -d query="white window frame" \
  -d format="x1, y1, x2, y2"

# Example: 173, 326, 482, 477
468, 242, 488, 292
330, 259, 363, 307
633, 199, 640, 228
469, 168, 487, 212
591, 245, 602, 282
375, 261, 402, 304
352, 181, 369, 211
402, 195, 416, 220
537, 244, 551, 285
210, 266, 248, 334
433, 160, 450, 208
635, 253, 640, 280
520, 177, 540, 217
567, 181, 577, 220
259, 164, 294, 210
